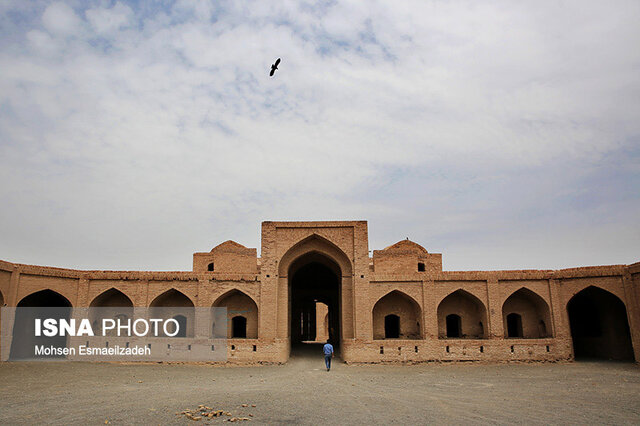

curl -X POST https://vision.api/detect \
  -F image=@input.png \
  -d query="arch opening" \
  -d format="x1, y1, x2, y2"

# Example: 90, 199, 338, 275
232, 316, 247, 338
172, 315, 187, 337
568, 286, 634, 361
506, 313, 523, 338
438, 290, 487, 339
89, 288, 134, 337
372, 291, 421, 339
446, 314, 462, 338
502, 288, 551, 338
384, 314, 400, 338
10, 290, 72, 360
289, 251, 342, 355
149, 289, 194, 338
313, 302, 330, 342
213, 290, 258, 339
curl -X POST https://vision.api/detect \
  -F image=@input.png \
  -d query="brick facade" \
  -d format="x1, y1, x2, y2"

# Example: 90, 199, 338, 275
1, 220, 638, 363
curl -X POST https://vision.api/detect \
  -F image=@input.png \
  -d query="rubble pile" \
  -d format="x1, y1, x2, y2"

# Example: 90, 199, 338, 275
176, 404, 254, 422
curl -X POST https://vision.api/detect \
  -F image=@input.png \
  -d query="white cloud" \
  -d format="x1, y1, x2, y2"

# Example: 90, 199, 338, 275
85, 2, 133, 35
0, 0, 639, 270
41, 2, 82, 36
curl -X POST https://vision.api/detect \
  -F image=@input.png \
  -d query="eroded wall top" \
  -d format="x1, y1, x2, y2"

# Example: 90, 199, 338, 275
373, 239, 442, 274
193, 240, 258, 274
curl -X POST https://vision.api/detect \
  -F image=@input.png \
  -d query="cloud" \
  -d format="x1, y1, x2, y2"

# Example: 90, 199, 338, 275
85, 2, 134, 35
41, 2, 82, 36
0, 0, 639, 270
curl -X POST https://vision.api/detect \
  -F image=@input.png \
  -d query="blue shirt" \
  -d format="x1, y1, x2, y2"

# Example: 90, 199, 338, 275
323, 343, 334, 356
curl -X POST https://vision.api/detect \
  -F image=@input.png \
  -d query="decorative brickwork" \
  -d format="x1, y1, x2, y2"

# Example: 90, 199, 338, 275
0, 221, 638, 363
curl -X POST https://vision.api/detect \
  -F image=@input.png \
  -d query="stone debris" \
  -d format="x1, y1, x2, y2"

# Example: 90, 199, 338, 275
177, 404, 253, 421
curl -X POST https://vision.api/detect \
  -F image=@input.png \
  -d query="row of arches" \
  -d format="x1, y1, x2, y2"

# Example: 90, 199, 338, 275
3, 283, 635, 361
12, 287, 258, 340
372, 286, 634, 361
372, 288, 551, 340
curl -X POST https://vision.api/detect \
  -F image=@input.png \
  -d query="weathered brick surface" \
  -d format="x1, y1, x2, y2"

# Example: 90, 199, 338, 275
0, 221, 638, 364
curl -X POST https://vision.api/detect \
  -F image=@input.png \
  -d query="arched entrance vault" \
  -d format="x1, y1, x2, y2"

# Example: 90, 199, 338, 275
567, 286, 634, 361
277, 235, 354, 356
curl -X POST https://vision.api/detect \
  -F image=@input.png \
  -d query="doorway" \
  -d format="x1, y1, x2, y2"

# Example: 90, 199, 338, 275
289, 253, 341, 356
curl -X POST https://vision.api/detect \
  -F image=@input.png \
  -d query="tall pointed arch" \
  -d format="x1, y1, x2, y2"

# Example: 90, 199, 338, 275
502, 288, 551, 338
278, 233, 354, 351
437, 289, 488, 339
90, 288, 134, 307
89, 288, 134, 337
149, 288, 194, 337
11, 290, 72, 360
372, 290, 422, 339
278, 233, 353, 277
213, 289, 258, 339
567, 286, 634, 361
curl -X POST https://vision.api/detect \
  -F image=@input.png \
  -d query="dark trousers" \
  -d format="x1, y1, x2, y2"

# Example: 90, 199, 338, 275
324, 355, 332, 370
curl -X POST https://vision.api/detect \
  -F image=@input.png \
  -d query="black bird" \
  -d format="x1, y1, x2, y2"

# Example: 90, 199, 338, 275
270, 58, 281, 76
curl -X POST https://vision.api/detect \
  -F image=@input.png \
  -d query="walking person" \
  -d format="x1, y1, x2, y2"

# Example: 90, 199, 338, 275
323, 339, 334, 371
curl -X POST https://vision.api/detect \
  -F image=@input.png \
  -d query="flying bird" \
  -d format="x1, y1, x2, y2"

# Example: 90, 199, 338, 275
270, 58, 281, 77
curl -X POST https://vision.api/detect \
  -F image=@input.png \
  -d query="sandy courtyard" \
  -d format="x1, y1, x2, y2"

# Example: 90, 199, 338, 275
1, 354, 639, 425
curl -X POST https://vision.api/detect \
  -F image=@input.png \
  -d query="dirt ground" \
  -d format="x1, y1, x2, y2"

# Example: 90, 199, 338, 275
1, 352, 639, 425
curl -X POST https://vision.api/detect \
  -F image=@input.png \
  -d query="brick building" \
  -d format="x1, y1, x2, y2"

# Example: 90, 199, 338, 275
1, 221, 638, 363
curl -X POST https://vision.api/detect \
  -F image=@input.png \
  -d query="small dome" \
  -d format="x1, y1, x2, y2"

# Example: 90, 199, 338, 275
382, 239, 428, 254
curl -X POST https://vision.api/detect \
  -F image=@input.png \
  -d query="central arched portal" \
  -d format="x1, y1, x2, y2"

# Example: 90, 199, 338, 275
288, 252, 342, 356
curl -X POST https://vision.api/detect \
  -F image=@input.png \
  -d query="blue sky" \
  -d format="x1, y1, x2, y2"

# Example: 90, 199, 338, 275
0, 0, 638, 271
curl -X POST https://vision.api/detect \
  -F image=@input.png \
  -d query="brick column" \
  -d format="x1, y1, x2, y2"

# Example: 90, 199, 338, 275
75, 278, 89, 307
423, 280, 438, 339
351, 222, 370, 341
486, 278, 503, 338
548, 278, 572, 358
8, 269, 20, 307
622, 270, 640, 362
259, 222, 279, 340
352, 276, 369, 340
548, 279, 569, 338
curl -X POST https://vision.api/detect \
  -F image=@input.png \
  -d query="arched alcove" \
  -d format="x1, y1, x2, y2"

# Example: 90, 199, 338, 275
384, 314, 400, 338
279, 235, 353, 354
502, 288, 551, 338
232, 316, 247, 338
213, 290, 258, 339
437, 290, 487, 339
149, 289, 194, 337
10, 290, 72, 360
446, 314, 462, 338
89, 288, 134, 337
506, 313, 523, 338
372, 291, 421, 340
567, 286, 634, 361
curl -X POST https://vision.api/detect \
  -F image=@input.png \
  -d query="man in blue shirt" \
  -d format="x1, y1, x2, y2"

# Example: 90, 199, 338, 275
323, 340, 334, 371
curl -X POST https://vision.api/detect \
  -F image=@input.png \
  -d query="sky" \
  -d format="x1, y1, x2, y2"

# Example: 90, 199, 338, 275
0, 0, 639, 271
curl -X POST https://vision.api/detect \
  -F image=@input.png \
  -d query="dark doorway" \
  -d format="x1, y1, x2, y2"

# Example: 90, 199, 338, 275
232, 316, 247, 338
568, 287, 634, 361
506, 313, 523, 338
446, 314, 462, 338
172, 315, 188, 337
10, 290, 72, 360
290, 253, 341, 356
384, 314, 400, 338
